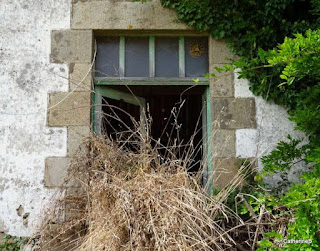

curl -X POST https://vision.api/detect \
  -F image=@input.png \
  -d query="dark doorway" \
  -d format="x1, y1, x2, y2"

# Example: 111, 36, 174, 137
101, 85, 205, 173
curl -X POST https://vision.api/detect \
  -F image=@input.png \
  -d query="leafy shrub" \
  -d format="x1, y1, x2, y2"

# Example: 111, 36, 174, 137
252, 29, 320, 251
159, 1, 320, 250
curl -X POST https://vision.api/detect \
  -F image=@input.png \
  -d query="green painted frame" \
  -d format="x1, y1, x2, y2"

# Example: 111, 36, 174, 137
92, 35, 213, 192
93, 86, 146, 137
93, 83, 212, 192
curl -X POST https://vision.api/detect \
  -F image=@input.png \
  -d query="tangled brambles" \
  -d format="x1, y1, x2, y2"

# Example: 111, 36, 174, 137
33, 135, 244, 251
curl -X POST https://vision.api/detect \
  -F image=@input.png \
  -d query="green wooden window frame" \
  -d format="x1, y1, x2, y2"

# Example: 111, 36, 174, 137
95, 36, 209, 84
93, 35, 212, 192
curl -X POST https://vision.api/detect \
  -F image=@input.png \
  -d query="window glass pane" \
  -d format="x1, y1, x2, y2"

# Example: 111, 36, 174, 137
95, 37, 120, 77
125, 37, 149, 77
185, 37, 208, 77
155, 37, 179, 77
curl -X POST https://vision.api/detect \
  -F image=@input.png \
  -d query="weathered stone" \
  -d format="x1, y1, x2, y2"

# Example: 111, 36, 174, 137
64, 187, 87, 221
51, 30, 93, 63
211, 157, 256, 189
67, 126, 91, 156
44, 157, 71, 187
44, 223, 83, 250
48, 92, 91, 126
71, 0, 189, 30
210, 64, 234, 97
69, 63, 93, 92
211, 129, 235, 158
211, 98, 256, 129
209, 37, 235, 64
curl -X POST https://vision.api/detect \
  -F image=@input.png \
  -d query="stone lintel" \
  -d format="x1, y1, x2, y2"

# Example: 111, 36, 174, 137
71, 0, 190, 30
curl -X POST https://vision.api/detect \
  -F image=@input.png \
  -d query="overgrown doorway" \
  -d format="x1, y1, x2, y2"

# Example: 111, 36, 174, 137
93, 35, 211, 181
95, 85, 206, 173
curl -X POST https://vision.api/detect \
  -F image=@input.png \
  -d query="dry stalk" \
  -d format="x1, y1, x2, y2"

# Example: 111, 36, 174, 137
27, 104, 260, 251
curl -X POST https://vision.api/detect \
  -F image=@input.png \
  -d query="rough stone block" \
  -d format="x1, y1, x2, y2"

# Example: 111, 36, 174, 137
44, 223, 82, 250
209, 37, 235, 64
51, 30, 93, 63
67, 126, 91, 156
44, 157, 71, 187
210, 64, 234, 97
211, 157, 256, 189
211, 129, 235, 158
211, 98, 256, 129
71, 0, 189, 30
48, 92, 91, 126
64, 187, 87, 221
69, 63, 93, 92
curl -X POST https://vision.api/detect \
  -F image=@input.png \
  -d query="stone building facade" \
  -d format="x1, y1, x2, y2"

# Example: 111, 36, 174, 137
0, 0, 303, 236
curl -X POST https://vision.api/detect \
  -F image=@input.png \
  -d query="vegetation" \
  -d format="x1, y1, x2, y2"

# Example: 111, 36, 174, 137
159, 0, 320, 250
35, 135, 248, 250
0, 235, 26, 251
29, 1, 320, 250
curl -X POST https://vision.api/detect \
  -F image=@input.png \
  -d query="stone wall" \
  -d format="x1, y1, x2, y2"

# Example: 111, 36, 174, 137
0, 0, 71, 236
0, 0, 305, 236
234, 73, 305, 173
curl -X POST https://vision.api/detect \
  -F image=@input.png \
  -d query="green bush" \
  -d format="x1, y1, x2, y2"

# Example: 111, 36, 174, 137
242, 30, 320, 250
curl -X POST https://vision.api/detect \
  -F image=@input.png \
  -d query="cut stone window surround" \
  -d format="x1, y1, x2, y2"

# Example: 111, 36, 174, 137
93, 35, 211, 186
47, 29, 257, 190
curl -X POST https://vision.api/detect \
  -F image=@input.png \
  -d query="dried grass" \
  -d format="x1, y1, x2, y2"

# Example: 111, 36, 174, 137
34, 135, 248, 251
30, 101, 256, 251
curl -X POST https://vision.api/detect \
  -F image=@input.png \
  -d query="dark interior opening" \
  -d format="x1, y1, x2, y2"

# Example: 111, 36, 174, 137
101, 85, 206, 173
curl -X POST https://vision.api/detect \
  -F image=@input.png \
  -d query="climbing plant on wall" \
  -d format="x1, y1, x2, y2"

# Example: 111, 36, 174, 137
158, 0, 320, 176
161, 0, 319, 101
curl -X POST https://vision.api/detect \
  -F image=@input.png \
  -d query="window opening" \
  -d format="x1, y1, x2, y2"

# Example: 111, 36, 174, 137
95, 36, 209, 80
94, 35, 211, 186
95, 37, 119, 77
155, 37, 179, 77
125, 37, 149, 77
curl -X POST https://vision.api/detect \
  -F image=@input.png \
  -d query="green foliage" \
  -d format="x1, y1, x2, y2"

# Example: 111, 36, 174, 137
239, 27, 320, 251
227, 160, 320, 250
262, 135, 307, 175
161, 0, 320, 54
261, 135, 309, 191
160, 0, 320, 111
265, 30, 320, 146
159, 0, 320, 250
281, 166, 320, 250
267, 30, 320, 86
0, 235, 26, 251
